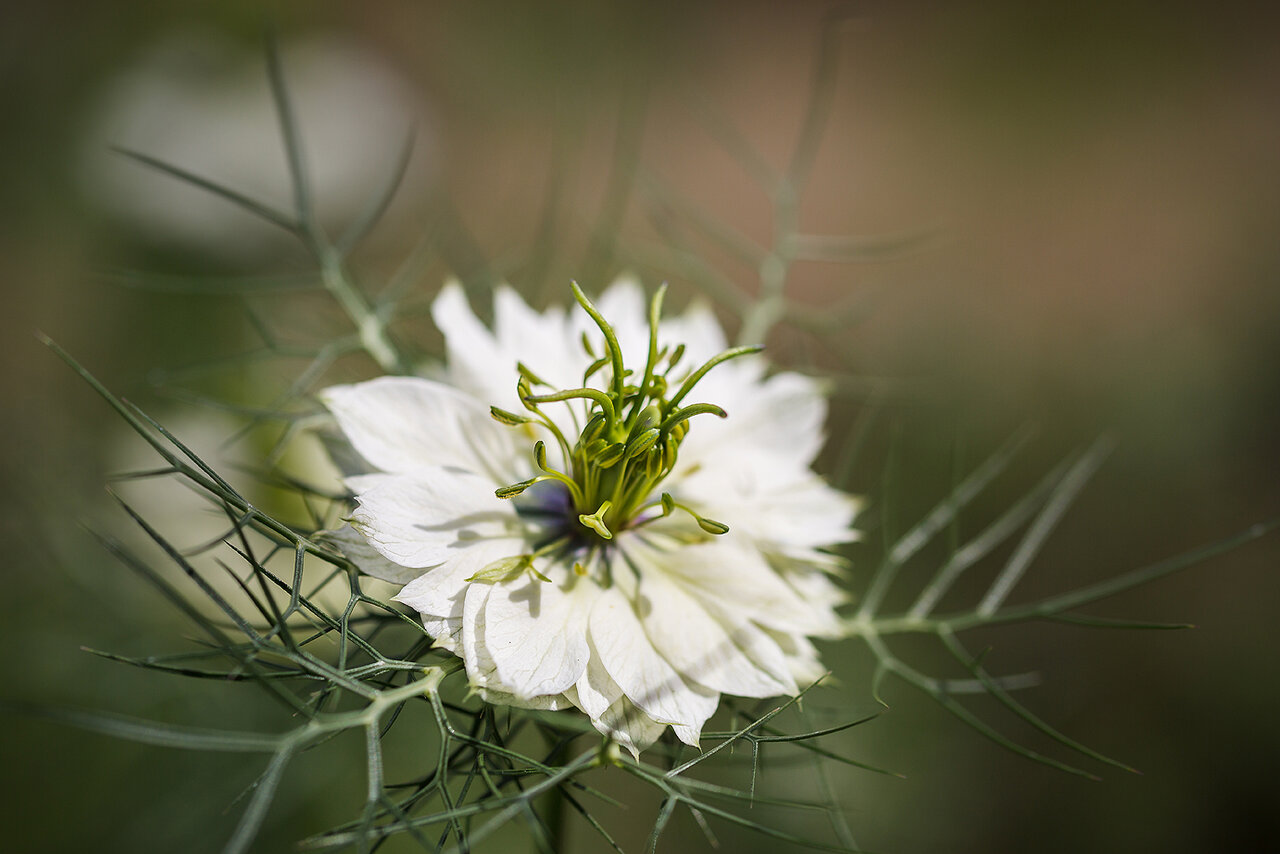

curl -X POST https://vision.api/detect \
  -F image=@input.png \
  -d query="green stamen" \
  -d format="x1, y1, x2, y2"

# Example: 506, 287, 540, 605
467, 554, 552, 584
579, 501, 614, 540
490, 406, 533, 426
494, 285, 755, 545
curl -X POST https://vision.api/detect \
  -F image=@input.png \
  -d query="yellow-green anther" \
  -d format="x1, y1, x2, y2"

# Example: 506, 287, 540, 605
667, 343, 685, 370
533, 439, 548, 470
695, 516, 729, 535
644, 448, 663, 479
596, 443, 627, 469
657, 492, 729, 535
495, 477, 541, 499
631, 404, 661, 435
626, 428, 659, 459
661, 438, 678, 470
490, 406, 532, 426
579, 501, 614, 540
581, 412, 607, 443
517, 362, 550, 387
517, 376, 534, 409
583, 355, 609, 383
659, 403, 727, 437
467, 554, 535, 583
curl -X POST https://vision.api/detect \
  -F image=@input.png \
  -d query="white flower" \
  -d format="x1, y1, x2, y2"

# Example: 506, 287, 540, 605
321, 277, 861, 756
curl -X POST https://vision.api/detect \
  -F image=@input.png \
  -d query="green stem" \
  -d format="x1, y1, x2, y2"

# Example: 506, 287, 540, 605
543, 782, 568, 853
318, 246, 404, 374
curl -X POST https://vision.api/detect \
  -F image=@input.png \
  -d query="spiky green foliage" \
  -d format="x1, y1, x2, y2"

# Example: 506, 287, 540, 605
35, 14, 1277, 854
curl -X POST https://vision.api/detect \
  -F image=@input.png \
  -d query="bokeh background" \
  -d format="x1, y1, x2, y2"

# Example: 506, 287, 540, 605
3, 1, 1279, 852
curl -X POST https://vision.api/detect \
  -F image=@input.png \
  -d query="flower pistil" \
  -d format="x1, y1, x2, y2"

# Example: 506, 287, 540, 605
492, 283, 758, 550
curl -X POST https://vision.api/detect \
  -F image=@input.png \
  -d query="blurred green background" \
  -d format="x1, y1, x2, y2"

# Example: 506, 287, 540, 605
3, 1, 1279, 851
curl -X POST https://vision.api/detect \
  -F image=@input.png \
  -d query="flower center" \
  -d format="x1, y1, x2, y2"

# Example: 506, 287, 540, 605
491, 283, 757, 547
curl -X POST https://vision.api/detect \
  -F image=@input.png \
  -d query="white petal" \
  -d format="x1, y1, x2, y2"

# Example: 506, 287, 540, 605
493, 287, 582, 390
434, 281, 595, 413
631, 556, 794, 698
674, 457, 861, 573
461, 583, 499, 692
422, 616, 461, 652
780, 569, 852, 615
588, 276, 650, 368
396, 536, 529, 619
430, 280, 510, 406
346, 470, 520, 569
480, 573, 593, 700
660, 299, 728, 368
458, 567, 598, 711
572, 654, 624, 723
565, 686, 668, 759
641, 534, 840, 638
321, 523, 421, 585
588, 586, 719, 741
321, 376, 518, 482
698, 597, 801, 694
766, 629, 829, 686
671, 725, 704, 747
477, 687, 573, 712
678, 369, 829, 471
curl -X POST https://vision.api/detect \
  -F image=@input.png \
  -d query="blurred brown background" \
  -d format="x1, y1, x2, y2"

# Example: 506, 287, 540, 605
3, 1, 1279, 852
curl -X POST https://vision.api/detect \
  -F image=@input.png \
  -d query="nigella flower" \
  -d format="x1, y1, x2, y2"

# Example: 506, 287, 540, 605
321, 278, 861, 755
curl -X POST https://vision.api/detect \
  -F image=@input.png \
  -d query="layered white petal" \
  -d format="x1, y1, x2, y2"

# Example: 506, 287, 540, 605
480, 571, 593, 700
395, 535, 529, 622
460, 579, 586, 712
493, 287, 581, 391
572, 652, 624, 724
675, 460, 861, 575
322, 376, 519, 484
658, 299, 728, 368
635, 532, 839, 638
677, 367, 828, 471
461, 583, 500, 694
346, 470, 520, 569
429, 281, 527, 410
321, 523, 421, 585
765, 629, 830, 686
321, 274, 862, 754
422, 616, 462, 653
631, 558, 794, 698
565, 685, 668, 758
589, 586, 718, 744
434, 281, 597, 412
567, 656, 675, 757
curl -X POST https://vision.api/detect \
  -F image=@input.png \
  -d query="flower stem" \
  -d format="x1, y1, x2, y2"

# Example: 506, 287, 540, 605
543, 783, 568, 853
318, 246, 405, 374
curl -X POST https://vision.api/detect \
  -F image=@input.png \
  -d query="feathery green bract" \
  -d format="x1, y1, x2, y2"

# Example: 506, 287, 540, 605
38, 15, 1277, 854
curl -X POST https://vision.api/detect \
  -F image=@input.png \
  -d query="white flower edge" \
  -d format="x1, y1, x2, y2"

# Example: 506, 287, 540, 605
320, 277, 861, 755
